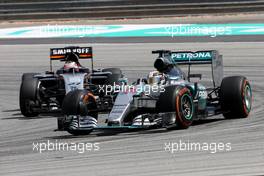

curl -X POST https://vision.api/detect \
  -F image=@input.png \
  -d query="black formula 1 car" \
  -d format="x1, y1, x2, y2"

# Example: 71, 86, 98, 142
19, 46, 126, 117
58, 49, 253, 135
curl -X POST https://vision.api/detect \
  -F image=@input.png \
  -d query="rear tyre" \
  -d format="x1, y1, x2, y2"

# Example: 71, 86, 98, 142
102, 68, 122, 85
62, 90, 98, 135
157, 85, 194, 129
219, 76, 252, 119
19, 73, 40, 117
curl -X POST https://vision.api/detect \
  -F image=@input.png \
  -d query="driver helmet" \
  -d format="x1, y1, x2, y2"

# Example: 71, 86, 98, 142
148, 71, 164, 85
63, 61, 80, 70
66, 52, 79, 63
63, 52, 81, 72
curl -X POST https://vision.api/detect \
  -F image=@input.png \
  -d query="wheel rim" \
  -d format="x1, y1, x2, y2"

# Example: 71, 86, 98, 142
180, 94, 193, 120
244, 84, 252, 112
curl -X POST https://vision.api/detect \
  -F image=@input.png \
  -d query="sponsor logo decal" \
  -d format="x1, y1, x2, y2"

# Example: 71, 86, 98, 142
52, 47, 91, 55
171, 51, 212, 61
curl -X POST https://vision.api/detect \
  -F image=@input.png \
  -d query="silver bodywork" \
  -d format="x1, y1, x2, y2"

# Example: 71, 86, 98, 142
107, 77, 207, 127
61, 73, 87, 94
61, 49, 224, 131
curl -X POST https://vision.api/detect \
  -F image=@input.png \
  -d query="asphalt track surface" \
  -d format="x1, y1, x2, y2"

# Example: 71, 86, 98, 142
0, 41, 264, 176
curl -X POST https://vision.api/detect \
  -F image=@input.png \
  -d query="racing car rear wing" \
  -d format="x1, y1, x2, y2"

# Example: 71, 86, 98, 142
172, 50, 223, 87
49, 46, 94, 72
50, 47, 93, 60
171, 50, 214, 65
152, 50, 223, 88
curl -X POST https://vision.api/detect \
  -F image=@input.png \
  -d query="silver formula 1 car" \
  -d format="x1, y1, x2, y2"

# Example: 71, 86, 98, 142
19, 46, 125, 118
58, 49, 252, 135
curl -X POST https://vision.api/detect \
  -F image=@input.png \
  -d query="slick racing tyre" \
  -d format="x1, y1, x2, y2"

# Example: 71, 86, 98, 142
219, 76, 252, 119
62, 90, 98, 135
157, 85, 194, 129
102, 68, 122, 85
19, 73, 40, 117
57, 117, 66, 131
62, 90, 98, 117
67, 128, 95, 136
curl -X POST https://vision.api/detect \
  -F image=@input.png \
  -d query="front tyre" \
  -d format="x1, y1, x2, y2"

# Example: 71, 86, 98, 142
62, 90, 98, 135
157, 85, 194, 129
19, 73, 40, 117
219, 76, 252, 119
67, 129, 93, 136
